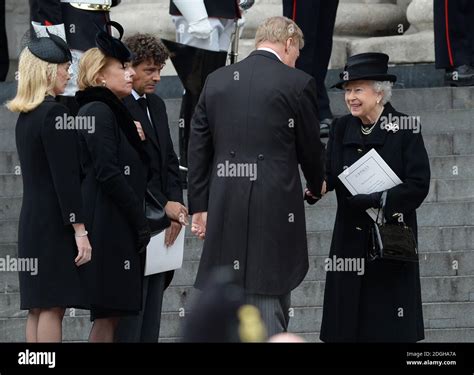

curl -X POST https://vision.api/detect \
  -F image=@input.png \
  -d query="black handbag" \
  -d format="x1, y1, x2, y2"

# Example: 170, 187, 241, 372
368, 191, 419, 263
144, 189, 171, 236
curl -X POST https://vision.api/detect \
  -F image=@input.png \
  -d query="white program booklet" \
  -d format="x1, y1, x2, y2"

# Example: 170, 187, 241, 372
338, 148, 402, 221
144, 227, 185, 276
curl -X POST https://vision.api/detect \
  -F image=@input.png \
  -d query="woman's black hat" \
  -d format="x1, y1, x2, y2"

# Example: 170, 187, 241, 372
332, 52, 397, 89
27, 31, 72, 64
95, 21, 132, 63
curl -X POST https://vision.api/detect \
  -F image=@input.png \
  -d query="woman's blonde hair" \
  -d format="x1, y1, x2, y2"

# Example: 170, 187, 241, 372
77, 47, 108, 90
6, 48, 58, 113
255, 16, 304, 49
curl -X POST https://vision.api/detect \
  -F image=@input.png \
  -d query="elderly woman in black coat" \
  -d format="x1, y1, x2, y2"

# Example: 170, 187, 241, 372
7, 35, 91, 342
319, 53, 431, 342
75, 22, 150, 342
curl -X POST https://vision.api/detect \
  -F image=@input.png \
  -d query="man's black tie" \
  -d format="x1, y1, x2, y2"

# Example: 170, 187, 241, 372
136, 97, 160, 144
137, 97, 148, 115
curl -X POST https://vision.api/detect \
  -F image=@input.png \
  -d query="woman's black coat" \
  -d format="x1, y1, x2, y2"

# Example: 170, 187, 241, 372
76, 87, 149, 314
16, 97, 88, 309
320, 102, 430, 342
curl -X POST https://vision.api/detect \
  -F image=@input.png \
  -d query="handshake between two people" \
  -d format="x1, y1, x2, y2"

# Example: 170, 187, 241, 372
304, 180, 327, 205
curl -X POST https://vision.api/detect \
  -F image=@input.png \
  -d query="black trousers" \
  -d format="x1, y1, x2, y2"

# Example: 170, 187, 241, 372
434, 0, 474, 69
0, 0, 8, 81
283, 0, 339, 120
114, 272, 167, 342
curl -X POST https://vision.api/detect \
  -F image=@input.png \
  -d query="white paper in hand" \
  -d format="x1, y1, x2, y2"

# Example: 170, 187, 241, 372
337, 148, 402, 221
144, 228, 185, 276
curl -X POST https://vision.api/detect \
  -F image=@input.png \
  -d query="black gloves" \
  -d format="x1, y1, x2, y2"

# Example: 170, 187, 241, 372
346, 191, 383, 211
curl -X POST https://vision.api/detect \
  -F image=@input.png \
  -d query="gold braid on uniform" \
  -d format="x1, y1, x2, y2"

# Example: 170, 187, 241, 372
70, 1, 112, 11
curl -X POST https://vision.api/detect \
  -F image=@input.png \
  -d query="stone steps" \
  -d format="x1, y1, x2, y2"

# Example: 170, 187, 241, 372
168, 108, 474, 135
169, 253, 474, 286
0, 83, 472, 342
2, 150, 474, 177
327, 87, 474, 116
419, 132, 474, 157
1, 200, 473, 241
304, 200, 474, 232
158, 328, 474, 342
423, 328, 474, 342
1, 224, 474, 258
1, 173, 472, 206
2, 268, 474, 308
309, 178, 474, 207
160, 87, 474, 118
1, 88, 473, 130
2, 300, 474, 342
2, 83, 472, 122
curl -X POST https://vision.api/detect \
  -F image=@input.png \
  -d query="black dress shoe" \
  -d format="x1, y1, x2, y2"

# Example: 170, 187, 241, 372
320, 118, 333, 138
445, 65, 474, 87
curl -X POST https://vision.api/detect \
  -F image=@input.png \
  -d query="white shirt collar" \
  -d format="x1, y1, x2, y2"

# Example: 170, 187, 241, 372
132, 89, 146, 100
257, 47, 283, 62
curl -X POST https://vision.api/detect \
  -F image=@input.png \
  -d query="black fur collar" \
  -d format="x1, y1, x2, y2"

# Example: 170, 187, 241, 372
76, 87, 149, 164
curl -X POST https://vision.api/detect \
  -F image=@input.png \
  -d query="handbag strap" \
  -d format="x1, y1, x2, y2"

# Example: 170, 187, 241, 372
376, 191, 388, 225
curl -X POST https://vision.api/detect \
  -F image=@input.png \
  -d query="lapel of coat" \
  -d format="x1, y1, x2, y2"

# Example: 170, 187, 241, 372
147, 95, 166, 166
123, 95, 161, 153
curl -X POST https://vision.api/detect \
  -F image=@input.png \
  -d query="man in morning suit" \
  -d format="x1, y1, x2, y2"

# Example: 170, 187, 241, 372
188, 16, 325, 336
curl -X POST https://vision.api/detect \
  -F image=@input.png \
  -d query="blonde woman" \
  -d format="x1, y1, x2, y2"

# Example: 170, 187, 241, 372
7, 34, 92, 342
75, 22, 150, 342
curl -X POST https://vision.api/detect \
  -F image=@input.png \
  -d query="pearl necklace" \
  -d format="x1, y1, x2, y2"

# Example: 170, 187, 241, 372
361, 106, 384, 136
361, 122, 377, 135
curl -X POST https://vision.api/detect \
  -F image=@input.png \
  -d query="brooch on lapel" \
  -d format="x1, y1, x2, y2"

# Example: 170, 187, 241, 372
384, 122, 399, 133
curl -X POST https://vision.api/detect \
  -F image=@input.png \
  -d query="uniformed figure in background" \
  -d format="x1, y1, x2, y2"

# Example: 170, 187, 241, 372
434, 0, 474, 86
0, 0, 8, 81
29, 0, 121, 112
283, 0, 339, 137
165, 0, 244, 186
170, 0, 241, 52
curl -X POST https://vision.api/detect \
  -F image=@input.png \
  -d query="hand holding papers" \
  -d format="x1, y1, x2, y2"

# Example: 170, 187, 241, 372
338, 149, 402, 221
144, 227, 185, 276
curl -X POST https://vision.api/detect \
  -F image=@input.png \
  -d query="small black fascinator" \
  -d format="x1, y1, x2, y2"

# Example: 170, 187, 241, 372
27, 30, 72, 64
95, 21, 132, 64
